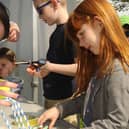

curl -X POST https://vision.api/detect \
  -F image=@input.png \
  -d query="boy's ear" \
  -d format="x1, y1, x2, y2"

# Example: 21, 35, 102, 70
51, 0, 58, 7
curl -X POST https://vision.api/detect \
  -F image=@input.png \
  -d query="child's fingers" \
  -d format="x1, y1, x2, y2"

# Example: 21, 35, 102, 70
49, 119, 56, 129
0, 90, 19, 99
0, 100, 11, 106
0, 80, 18, 88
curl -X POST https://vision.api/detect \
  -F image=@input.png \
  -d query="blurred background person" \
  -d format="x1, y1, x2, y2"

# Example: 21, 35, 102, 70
0, 1, 20, 106
120, 15, 129, 41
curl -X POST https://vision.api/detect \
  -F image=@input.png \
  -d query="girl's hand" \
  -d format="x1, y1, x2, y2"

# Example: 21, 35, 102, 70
38, 107, 60, 129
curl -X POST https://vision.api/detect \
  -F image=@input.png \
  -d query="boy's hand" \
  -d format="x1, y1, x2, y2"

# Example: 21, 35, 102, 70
39, 63, 50, 78
26, 65, 42, 78
26, 62, 50, 78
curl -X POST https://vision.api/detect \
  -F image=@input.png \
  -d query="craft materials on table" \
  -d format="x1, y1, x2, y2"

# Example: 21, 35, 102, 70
0, 97, 47, 129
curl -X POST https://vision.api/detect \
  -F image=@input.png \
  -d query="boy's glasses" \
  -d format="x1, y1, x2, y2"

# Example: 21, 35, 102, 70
123, 24, 129, 30
36, 0, 51, 15
125, 31, 129, 38
123, 24, 129, 37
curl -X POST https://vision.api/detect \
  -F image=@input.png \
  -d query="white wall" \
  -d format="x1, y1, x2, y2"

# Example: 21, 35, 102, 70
0, 0, 77, 105
0, 0, 34, 101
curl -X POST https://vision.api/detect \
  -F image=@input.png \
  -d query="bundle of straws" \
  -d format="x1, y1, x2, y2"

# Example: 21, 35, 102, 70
0, 97, 47, 129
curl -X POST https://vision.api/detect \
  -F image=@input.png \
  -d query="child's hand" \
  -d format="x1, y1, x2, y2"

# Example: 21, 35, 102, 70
38, 107, 60, 129
26, 62, 50, 78
40, 64, 50, 78
0, 80, 19, 106
8, 22, 20, 42
26, 65, 42, 78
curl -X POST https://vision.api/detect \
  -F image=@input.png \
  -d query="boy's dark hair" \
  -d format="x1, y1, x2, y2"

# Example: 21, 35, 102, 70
0, 2, 10, 40
123, 24, 129, 30
0, 47, 16, 62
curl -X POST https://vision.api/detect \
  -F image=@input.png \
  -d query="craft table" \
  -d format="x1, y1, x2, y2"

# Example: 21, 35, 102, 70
0, 97, 76, 129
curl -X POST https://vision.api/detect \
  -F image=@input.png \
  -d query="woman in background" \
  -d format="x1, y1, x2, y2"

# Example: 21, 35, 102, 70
120, 15, 129, 41
0, 1, 20, 106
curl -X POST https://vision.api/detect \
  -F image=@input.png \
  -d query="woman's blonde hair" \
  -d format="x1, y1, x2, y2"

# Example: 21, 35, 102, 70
66, 0, 129, 94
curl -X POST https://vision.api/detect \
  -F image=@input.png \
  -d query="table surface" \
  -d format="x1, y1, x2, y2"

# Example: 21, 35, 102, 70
0, 97, 76, 129
0, 97, 44, 129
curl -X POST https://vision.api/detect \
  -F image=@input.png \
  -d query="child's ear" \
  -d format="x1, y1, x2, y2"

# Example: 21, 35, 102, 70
93, 16, 103, 30
51, 0, 58, 7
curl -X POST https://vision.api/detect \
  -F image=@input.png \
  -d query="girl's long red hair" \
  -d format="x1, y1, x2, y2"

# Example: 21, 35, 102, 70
66, 0, 129, 94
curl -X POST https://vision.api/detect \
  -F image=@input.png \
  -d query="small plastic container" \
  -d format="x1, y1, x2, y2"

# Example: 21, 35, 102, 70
7, 76, 24, 94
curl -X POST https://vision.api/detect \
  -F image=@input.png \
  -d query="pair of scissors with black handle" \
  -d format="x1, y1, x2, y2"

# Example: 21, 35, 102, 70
15, 58, 46, 71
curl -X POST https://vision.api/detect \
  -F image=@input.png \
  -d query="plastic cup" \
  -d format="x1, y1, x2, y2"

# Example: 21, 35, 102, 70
7, 76, 24, 94
0, 79, 10, 99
